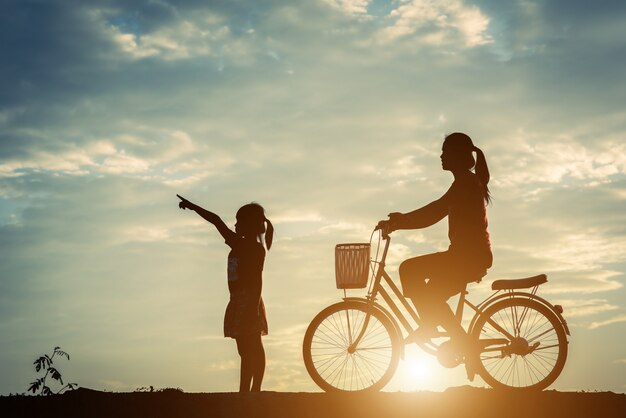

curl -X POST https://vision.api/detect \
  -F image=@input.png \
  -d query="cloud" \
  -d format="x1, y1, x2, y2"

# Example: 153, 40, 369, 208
588, 314, 626, 330
374, 0, 493, 47
0, 127, 215, 182
206, 359, 239, 371
551, 298, 618, 318
492, 129, 626, 190
538, 232, 626, 273
542, 270, 623, 295
322, 0, 372, 18
105, 12, 243, 62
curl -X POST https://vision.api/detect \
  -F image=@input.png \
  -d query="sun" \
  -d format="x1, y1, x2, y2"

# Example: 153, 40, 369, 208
405, 356, 433, 380
389, 345, 442, 391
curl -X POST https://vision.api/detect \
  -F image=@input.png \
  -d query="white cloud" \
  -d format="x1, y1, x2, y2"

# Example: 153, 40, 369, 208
0, 129, 204, 180
552, 298, 618, 318
101, 151, 151, 174
110, 19, 227, 61
122, 226, 170, 243
205, 359, 239, 371
493, 130, 626, 189
588, 314, 626, 330
103, 12, 256, 64
545, 270, 623, 294
0, 142, 113, 178
361, 155, 425, 179
319, 221, 369, 233
538, 231, 626, 272
322, 0, 372, 18
273, 211, 324, 223
375, 0, 493, 47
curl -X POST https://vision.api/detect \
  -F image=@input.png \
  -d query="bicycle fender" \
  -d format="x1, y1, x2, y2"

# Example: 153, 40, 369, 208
342, 297, 406, 358
468, 293, 571, 336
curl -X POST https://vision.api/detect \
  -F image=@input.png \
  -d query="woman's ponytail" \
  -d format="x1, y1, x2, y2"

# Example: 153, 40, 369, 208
473, 146, 491, 204
264, 218, 274, 250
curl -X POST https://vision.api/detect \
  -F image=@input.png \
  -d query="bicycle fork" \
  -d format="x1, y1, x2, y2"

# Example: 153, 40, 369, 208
347, 305, 373, 353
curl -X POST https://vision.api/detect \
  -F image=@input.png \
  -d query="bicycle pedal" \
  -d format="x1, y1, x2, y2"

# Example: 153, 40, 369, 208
405, 328, 437, 344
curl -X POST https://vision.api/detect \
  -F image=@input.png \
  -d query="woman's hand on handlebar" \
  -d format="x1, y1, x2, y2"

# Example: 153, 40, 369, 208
376, 212, 402, 232
375, 220, 391, 239
375, 219, 390, 232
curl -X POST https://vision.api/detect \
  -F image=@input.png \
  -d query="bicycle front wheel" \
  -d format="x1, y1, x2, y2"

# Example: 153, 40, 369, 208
303, 300, 401, 392
472, 298, 568, 390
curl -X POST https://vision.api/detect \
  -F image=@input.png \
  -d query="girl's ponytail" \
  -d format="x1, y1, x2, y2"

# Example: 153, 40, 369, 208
473, 146, 491, 204
264, 218, 274, 250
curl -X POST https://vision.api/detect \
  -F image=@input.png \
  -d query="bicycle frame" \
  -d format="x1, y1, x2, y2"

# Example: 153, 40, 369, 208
304, 231, 570, 392
347, 234, 568, 356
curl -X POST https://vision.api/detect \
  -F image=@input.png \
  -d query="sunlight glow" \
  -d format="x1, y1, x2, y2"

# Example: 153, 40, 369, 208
389, 345, 446, 391
405, 356, 433, 380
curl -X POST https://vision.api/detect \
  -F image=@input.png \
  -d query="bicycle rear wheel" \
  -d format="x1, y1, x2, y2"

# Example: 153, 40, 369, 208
303, 300, 401, 392
471, 298, 568, 390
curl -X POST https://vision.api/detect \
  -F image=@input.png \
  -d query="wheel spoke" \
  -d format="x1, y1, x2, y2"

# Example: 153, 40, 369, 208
474, 298, 567, 390
304, 303, 398, 392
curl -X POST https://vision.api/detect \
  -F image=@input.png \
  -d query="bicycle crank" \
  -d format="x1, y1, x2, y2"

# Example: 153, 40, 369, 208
436, 341, 463, 368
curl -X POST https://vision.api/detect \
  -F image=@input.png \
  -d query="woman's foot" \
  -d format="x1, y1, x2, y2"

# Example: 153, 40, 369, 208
407, 324, 438, 344
457, 338, 480, 381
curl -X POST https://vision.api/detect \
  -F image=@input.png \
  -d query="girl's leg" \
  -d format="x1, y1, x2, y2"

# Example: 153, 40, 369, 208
236, 337, 253, 392
236, 334, 266, 392
250, 334, 265, 392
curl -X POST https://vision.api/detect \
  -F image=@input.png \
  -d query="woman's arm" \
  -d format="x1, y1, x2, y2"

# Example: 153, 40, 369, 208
177, 194, 234, 241
388, 186, 452, 231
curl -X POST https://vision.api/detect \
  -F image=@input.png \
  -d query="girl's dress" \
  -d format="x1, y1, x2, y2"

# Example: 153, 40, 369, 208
223, 234, 268, 338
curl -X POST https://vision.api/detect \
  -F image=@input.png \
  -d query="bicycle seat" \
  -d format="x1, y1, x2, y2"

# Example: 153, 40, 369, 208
491, 274, 547, 290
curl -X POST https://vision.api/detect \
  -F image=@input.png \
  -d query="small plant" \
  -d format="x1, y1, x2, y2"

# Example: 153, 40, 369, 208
28, 346, 78, 395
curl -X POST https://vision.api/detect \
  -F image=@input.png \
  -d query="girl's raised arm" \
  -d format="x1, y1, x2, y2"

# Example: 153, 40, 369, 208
177, 194, 234, 241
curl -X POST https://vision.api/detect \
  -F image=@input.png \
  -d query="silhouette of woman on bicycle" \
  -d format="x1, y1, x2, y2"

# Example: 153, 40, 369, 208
377, 132, 492, 352
305, 132, 568, 391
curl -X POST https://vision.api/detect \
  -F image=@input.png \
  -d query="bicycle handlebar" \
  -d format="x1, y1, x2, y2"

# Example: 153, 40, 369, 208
374, 224, 391, 241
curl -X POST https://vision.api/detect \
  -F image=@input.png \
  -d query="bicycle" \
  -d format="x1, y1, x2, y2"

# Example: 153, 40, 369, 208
302, 227, 570, 392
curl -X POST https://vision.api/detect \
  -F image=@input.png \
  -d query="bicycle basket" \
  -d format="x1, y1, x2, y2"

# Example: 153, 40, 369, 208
335, 243, 371, 289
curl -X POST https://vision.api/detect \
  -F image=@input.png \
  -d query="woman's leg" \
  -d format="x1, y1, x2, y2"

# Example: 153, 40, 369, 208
420, 286, 467, 342
425, 267, 484, 377
399, 252, 450, 333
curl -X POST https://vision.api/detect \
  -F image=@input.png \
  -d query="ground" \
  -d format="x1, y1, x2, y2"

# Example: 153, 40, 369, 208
2, 387, 625, 418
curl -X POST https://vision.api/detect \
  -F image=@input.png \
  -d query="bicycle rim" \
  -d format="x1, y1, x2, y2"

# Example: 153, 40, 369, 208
472, 298, 568, 390
303, 301, 401, 392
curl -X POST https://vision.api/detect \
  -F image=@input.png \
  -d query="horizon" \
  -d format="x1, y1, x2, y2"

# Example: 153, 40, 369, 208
1, 0, 625, 394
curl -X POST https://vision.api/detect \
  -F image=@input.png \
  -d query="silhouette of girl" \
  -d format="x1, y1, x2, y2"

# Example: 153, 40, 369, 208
177, 196, 274, 392
377, 132, 492, 355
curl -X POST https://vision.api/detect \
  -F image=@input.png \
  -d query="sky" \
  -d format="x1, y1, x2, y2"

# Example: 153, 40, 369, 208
1, 0, 625, 394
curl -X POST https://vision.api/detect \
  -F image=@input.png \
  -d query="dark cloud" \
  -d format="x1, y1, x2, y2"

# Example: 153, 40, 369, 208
0, 1, 309, 131
1, 1, 116, 106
